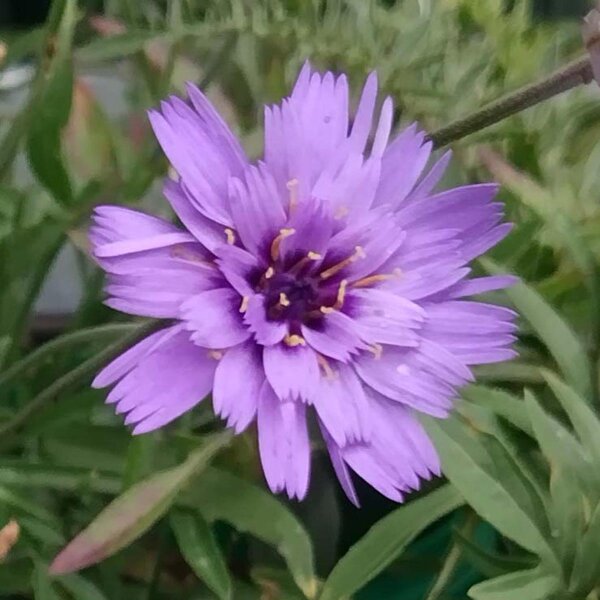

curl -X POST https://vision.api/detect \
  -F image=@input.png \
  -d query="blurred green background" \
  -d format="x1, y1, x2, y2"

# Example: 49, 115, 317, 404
1, 0, 600, 599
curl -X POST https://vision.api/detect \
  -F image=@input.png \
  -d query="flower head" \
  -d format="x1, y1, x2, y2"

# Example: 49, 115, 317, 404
90, 63, 517, 503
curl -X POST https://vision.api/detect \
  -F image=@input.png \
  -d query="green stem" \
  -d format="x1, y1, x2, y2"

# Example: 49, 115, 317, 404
429, 56, 593, 148
424, 512, 477, 600
0, 323, 139, 391
0, 319, 161, 439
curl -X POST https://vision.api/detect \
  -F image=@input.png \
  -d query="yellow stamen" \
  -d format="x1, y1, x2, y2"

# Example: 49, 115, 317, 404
289, 251, 322, 275
270, 228, 296, 261
334, 205, 349, 219
264, 266, 275, 280
352, 273, 398, 288
208, 350, 224, 360
168, 165, 179, 181
170, 245, 216, 268
319, 246, 365, 280
369, 343, 383, 360
279, 292, 291, 307
287, 179, 299, 214
239, 296, 250, 313
317, 354, 336, 379
224, 228, 236, 245
284, 333, 306, 347
319, 280, 348, 314
335, 279, 348, 309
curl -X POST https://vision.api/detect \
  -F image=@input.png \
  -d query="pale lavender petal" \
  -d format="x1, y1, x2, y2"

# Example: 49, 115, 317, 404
406, 150, 452, 202
97, 327, 216, 434
374, 124, 431, 208
448, 275, 518, 298
313, 363, 371, 446
302, 312, 367, 362
257, 383, 310, 500
213, 341, 263, 433
348, 72, 378, 154
181, 288, 250, 348
244, 295, 288, 346
163, 179, 231, 253
93, 326, 177, 388
320, 424, 359, 507
263, 343, 320, 402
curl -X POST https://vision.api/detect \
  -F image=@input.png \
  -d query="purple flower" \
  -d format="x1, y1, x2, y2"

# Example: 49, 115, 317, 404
90, 63, 517, 504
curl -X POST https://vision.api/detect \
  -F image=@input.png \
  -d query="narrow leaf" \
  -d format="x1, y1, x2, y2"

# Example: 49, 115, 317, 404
462, 385, 533, 436
319, 485, 463, 600
171, 510, 232, 600
543, 370, 600, 465
468, 569, 560, 600
568, 502, 600, 596
422, 416, 553, 559
188, 468, 316, 599
49, 433, 230, 574
481, 258, 592, 400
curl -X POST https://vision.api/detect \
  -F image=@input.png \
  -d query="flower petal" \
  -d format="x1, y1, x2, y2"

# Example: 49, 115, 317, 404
181, 288, 250, 348
148, 92, 246, 225
213, 341, 263, 433
313, 363, 371, 446
263, 343, 320, 402
302, 311, 367, 362
257, 383, 310, 500
243, 295, 288, 346
95, 326, 217, 434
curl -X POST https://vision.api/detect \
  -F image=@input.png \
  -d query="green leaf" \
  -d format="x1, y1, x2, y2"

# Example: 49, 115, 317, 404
56, 574, 109, 600
188, 468, 316, 599
49, 433, 231, 574
453, 528, 537, 579
462, 385, 533, 436
481, 258, 592, 400
548, 466, 582, 580
33, 563, 61, 600
468, 569, 561, 600
171, 510, 232, 600
318, 485, 463, 600
422, 416, 553, 560
26, 0, 77, 204
122, 435, 157, 489
251, 568, 306, 600
523, 390, 600, 495
568, 502, 600, 596
77, 31, 166, 61
543, 371, 600, 465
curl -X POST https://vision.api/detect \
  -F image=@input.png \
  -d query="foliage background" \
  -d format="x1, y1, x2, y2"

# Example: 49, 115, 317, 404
1, 0, 600, 598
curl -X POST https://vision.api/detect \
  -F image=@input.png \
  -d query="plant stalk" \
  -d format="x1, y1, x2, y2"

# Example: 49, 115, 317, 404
429, 56, 594, 148
0, 319, 160, 440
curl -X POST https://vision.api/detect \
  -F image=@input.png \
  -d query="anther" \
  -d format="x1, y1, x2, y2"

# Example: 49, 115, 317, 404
270, 228, 296, 261
168, 166, 179, 181
224, 228, 236, 245
319, 246, 365, 280
289, 251, 322, 275
317, 354, 336, 379
264, 266, 275, 280
287, 179, 299, 214
334, 205, 349, 220
279, 292, 290, 307
208, 350, 224, 360
239, 296, 250, 313
284, 333, 306, 347
369, 343, 383, 360
334, 279, 348, 309
352, 273, 398, 288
